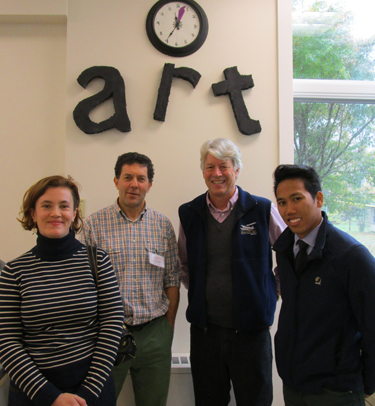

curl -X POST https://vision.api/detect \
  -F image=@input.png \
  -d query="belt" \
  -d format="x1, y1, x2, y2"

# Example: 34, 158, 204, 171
125, 316, 161, 332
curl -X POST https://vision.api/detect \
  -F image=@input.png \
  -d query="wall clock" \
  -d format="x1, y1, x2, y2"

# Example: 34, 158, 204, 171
146, 0, 208, 57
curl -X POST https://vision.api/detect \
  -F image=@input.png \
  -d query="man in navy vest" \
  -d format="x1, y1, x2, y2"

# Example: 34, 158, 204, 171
178, 138, 285, 406
273, 164, 375, 406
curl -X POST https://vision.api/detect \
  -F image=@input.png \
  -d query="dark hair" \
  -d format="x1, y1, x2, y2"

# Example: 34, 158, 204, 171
18, 175, 83, 232
114, 152, 154, 183
273, 164, 322, 200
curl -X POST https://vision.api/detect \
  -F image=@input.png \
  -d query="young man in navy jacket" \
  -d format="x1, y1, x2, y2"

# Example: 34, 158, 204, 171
178, 138, 285, 406
273, 164, 375, 406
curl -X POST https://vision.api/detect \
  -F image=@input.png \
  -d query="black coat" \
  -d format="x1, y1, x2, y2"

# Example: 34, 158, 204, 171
273, 212, 375, 395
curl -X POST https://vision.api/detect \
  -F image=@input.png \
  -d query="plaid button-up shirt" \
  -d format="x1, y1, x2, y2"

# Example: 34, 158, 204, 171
79, 201, 181, 325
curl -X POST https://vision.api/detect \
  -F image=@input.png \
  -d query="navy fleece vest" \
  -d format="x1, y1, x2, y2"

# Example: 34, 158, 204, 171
179, 186, 277, 331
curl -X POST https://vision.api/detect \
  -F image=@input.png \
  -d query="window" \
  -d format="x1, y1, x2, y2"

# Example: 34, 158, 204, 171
291, 0, 375, 253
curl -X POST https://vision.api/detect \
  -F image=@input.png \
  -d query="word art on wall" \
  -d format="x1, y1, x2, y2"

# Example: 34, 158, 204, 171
73, 65, 261, 136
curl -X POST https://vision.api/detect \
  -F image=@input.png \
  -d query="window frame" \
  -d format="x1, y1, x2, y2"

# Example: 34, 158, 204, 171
294, 79, 375, 104
277, 0, 294, 164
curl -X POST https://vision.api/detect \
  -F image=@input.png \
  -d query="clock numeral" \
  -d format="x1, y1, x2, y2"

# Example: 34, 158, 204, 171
156, 21, 160, 25
192, 14, 197, 18
159, 31, 163, 37
191, 33, 195, 38
160, 12, 164, 16
184, 40, 187, 44
194, 24, 198, 29
175, 41, 179, 47
176, 3, 181, 8
168, 6, 172, 11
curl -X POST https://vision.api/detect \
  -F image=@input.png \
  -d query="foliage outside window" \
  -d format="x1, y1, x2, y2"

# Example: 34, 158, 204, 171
292, 0, 375, 253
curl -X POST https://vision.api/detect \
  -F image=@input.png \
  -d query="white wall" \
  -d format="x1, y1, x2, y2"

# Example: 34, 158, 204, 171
0, 21, 67, 261
65, 0, 280, 220
0, 1, 290, 404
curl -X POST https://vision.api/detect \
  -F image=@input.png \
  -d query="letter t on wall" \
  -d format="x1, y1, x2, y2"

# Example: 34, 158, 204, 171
212, 67, 261, 136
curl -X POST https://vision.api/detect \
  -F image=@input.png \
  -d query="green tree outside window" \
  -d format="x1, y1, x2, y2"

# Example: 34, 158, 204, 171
293, 0, 375, 251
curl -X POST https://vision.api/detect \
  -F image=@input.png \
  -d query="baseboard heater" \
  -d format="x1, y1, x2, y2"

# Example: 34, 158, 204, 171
171, 353, 191, 373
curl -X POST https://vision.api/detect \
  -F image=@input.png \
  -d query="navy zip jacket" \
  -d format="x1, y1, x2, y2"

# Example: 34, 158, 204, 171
273, 212, 375, 396
178, 186, 277, 331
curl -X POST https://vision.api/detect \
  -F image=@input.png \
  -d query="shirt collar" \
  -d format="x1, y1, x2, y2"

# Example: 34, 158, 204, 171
294, 216, 324, 249
115, 199, 147, 221
206, 186, 239, 213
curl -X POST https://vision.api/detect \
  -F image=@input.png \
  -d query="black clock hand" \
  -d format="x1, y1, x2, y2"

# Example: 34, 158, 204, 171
166, 16, 178, 40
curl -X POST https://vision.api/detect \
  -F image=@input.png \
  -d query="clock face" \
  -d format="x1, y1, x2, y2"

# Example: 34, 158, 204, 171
146, 0, 208, 57
154, 2, 200, 49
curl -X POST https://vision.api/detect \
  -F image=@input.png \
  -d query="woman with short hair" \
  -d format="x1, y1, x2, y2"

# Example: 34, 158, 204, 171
0, 175, 124, 406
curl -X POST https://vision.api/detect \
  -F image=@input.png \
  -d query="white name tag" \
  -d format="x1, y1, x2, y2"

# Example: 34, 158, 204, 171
148, 252, 165, 268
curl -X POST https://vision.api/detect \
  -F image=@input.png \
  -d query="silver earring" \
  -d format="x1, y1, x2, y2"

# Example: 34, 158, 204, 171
31, 223, 38, 235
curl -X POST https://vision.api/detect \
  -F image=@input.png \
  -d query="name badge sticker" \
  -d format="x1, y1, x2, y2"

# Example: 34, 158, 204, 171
149, 252, 165, 268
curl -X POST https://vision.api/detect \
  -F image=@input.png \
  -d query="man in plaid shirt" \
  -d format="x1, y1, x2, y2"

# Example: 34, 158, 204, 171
79, 152, 181, 406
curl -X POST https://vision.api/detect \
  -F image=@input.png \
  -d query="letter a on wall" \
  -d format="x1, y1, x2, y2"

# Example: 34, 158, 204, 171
73, 66, 131, 134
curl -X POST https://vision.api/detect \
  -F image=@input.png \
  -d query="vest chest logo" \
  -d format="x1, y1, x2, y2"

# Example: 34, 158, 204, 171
315, 277, 322, 285
240, 222, 257, 235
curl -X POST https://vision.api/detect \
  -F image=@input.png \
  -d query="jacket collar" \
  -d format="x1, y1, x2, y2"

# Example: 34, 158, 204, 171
309, 211, 332, 260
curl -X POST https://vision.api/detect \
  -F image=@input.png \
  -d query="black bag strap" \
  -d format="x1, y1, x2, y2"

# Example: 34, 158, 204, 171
86, 244, 136, 365
86, 245, 98, 287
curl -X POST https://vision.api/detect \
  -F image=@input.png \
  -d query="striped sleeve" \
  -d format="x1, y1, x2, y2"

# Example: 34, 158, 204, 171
75, 248, 124, 404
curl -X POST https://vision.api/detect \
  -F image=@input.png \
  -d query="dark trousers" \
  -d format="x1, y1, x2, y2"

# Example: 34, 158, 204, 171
283, 385, 366, 406
190, 324, 273, 406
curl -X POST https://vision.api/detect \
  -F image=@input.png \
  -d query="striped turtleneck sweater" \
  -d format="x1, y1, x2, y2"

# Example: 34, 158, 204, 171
0, 230, 124, 406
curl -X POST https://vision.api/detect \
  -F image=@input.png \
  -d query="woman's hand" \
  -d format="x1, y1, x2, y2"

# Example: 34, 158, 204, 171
51, 393, 87, 406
